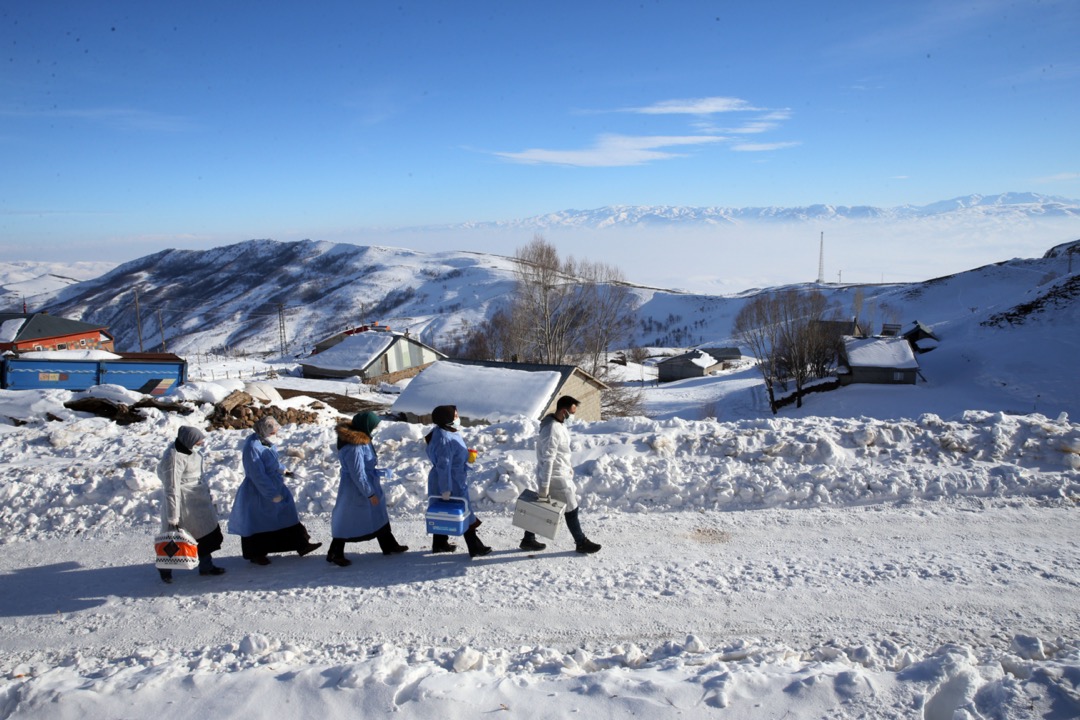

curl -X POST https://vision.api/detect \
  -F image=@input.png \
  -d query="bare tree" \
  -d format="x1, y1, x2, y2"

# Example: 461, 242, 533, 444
454, 235, 642, 417
734, 288, 838, 412
574, 260, 637, 377
513, 236, 586, 364
451, 307, 528, 362
773, 289, 832, 407
733, 295, 782, 413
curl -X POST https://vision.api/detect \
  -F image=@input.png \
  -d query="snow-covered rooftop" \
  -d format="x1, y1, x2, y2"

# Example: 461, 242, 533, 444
0, 318, 26, 343
300, 331, 395, 372
844, 336, 919, 369
690, 350, 716, 368
392, 361, 561, 421
18, 349, 122, 361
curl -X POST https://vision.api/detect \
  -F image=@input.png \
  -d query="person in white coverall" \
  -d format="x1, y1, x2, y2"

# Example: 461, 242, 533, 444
520, 395, 602, 554
157, 425, 226, 583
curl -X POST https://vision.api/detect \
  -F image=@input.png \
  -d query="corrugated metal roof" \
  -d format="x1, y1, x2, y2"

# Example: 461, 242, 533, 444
0, 313, 109, 342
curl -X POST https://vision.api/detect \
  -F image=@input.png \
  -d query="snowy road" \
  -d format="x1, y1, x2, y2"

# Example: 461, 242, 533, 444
5, 499, 1077, 664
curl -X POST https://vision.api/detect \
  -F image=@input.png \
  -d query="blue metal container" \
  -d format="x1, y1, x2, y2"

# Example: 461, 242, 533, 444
1, 353, 187, 394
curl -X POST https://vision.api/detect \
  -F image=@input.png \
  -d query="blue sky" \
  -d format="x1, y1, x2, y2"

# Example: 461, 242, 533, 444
1, 0, 1078, 269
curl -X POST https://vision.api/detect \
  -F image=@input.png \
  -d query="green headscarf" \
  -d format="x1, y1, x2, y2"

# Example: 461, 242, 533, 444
351, 411, 380, 436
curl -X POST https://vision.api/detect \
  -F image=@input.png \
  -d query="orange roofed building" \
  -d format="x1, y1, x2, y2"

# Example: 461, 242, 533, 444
0, 313, 115, 353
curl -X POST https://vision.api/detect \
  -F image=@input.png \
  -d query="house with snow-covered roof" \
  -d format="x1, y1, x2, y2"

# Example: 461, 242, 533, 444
657, 347, 742, 383
299, 325, 445, 383
0, 313, 114, 354
902, 321, 940, 354
837, 336, 920, 385
390, 359, 608, 424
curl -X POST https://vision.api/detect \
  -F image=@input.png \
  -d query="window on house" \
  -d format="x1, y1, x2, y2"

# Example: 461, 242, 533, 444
56, 343, 68, 350
80, 339, 87, 346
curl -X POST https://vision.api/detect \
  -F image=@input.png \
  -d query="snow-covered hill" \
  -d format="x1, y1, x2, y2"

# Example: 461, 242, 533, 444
0, 260, 117, 310
38, 241, 520, 356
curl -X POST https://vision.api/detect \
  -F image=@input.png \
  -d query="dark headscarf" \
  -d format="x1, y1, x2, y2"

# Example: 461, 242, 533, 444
175, 425, 206, 455
426, 404, 458, 444
351, 411, 380, 436
431, 405, 457, 430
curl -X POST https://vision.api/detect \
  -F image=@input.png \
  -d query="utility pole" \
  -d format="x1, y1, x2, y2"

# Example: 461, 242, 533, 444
278, 303, 288, 357
134, 288, 145, 351
157, 309, 167, 352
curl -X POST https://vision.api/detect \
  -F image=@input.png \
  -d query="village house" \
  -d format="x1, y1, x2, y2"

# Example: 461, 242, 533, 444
836, 336, 920, 385
390, 359, 609, 424
657, 347, 742, 383
0, 313, 114, 354
299, 324, 445, 384
902, 321, 940, 353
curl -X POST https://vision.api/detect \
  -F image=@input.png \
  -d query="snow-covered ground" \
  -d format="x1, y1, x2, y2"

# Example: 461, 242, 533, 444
2, 354, 1079, 718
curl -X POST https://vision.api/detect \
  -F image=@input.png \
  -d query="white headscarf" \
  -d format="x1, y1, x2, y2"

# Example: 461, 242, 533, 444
254, 416, 281, 443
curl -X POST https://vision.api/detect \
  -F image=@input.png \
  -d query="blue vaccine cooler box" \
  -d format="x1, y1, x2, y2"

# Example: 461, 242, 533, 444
426, 496, 468, 536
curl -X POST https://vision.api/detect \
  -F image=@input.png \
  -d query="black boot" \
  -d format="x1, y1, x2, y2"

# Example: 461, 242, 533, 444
519, 531, 546, 551
463, 528, 492, 558
298, 541, 323, 557
431, 534, 457, 553
158, 568, 173, 584
565, 509, 601, 554
326, 539, 352, 566
376, 524, 409, 555
198, 554, 226, 576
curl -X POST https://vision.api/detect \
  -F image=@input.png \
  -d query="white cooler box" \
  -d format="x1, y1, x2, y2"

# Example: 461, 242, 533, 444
512, 491, 566, 540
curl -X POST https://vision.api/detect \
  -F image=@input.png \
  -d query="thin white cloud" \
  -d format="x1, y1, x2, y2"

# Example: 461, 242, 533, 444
494, 134, 727, 167
496, 96, 792, 167
1033, 172, 1080, 183
713, 110, 793, 135
831, 1, 1015, 61
0, 105, 195, 132
731, 141, 801, 152
620, 96, 761, 115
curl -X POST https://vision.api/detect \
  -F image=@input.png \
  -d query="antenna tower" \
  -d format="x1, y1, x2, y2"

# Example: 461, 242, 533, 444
816, 232, 825, 284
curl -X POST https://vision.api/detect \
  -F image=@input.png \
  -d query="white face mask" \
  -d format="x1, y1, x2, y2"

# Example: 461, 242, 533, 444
450, 418, 461, 429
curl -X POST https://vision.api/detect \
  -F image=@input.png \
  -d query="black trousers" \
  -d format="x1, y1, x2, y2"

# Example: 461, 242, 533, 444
329, 522, 401, 556
240, 522, 313, 559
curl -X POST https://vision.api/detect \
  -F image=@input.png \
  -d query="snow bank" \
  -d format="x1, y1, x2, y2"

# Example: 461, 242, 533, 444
0, 391, 1076, 540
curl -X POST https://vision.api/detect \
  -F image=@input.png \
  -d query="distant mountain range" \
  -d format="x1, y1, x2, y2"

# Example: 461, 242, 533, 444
450, 193, 1079, 230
